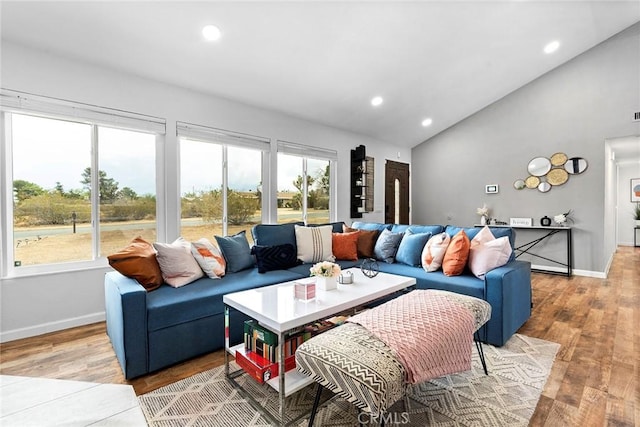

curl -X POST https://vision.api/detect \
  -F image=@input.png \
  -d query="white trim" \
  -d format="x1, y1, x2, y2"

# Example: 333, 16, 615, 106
0, 311, 106, 343
277, 140, 338, 161
176, 121, 270, 151
531, 263, 606, 279
1, 89, 166, 134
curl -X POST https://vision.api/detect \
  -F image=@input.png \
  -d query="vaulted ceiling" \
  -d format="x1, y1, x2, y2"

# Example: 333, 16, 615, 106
1, 1, 639, 149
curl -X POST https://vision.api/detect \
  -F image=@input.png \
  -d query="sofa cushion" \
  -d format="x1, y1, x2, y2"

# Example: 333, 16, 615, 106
391, 224, 444, 235
295, 225, 335, 263
191, 238, 226, 279
442, 230, 470, 276
251, 222, 304, 249
350, 222, 392, 231
107, 236, 163, 291
308, 222, 346, 233
215, 231, 255, 273
332, 231, 359, 261
153, 238, 204, 287
421, 232, 451, 272
146, 269, 305, 332
251, 243, 300, 273
395, 230, 431, 267
375, 262, 485, 300
374, 229, 404, 263
445, 225, 516, 262
344, 225, 379, 258
468, 227, 512, 279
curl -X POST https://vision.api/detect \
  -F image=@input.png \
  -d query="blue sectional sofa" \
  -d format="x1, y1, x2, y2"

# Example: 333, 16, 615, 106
104, 221, 531, 379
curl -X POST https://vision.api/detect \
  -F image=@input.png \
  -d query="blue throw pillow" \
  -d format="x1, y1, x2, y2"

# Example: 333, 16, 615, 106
251, 244, 300, 273
251, 222, 303, 249
373, 228, 404, 263
395, 230, 432, 266
214, 231, 254, 273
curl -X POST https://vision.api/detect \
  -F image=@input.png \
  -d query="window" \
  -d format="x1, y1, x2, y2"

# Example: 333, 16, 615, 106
177, 122, 268, 243
1, 90, 164, 275
277, 141, 336, 224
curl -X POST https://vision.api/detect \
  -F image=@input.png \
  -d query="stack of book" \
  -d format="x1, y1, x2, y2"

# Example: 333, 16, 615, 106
235, 320, 311, 384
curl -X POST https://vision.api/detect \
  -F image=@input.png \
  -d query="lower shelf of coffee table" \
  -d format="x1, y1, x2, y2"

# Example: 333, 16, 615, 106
227, 343, 314, 397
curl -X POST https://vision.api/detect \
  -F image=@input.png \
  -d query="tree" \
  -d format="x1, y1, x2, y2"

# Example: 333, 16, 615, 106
317, 165, 330, 194
291, 174, 315, 210
54, 182, 65, 196
118, 187, 138, 200
13, 179, 45, 202
227, 190, 258, 225
81, 167, 119, 203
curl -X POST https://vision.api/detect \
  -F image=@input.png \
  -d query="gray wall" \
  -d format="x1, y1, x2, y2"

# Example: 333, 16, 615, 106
0, 42, 410, 341
412, 23, 640, 275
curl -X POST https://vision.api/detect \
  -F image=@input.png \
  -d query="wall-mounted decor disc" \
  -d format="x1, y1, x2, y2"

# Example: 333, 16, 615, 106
546, 168, 569, 185
550, 152, 568, 166
525, 175, 540, 189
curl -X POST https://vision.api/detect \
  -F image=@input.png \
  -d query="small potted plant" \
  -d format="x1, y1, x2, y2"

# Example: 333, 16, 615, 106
634, 204, 640, 227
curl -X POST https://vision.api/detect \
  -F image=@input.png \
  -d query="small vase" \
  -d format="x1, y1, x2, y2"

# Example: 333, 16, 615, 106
316, 276, 337, 291
480, 216, 487, 226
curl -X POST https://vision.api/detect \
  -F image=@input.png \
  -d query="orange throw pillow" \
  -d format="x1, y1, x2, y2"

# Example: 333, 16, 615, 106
442, 230, 471, 276
343, 225, 379, 258
332, 231, 359, 261
107, 236, 163, 291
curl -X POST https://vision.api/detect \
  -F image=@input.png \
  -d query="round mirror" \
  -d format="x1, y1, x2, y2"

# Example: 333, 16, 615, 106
538, 182, 552, 193
546, 168, 569, 186
564, 157, 588, 174
528, 157, 552, 176
514, 179, 526, 190
525, 175, 540, 189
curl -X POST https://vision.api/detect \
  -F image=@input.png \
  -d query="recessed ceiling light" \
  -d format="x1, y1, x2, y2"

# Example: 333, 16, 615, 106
544, 40, 560, 54
202, 25, 222, 41
371, 96, 383, 107
421, 118, 433, 127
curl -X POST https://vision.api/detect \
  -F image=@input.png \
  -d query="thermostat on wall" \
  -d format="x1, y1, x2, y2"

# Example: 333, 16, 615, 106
485, 184, 499, 194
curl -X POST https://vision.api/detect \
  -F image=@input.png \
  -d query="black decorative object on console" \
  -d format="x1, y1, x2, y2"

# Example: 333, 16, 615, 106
540, 216, 552, 227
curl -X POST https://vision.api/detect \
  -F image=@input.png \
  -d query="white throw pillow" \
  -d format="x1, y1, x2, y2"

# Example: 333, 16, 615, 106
468, 227, 512, 278
295, 225, 335, 263
191, 238, 226, 279
421, 232, 451, 272
153, 237, 204, 287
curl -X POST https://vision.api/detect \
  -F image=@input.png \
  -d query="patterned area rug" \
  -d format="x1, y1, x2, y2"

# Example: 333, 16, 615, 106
139, 334, 559, 426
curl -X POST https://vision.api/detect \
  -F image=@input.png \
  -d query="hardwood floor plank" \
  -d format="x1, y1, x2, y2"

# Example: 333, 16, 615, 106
0, 246, 638, 426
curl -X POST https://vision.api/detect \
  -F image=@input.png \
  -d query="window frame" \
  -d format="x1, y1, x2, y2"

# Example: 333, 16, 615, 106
276, 140, 337, 224
176, 122, 270, 236
0, 91, 166, 278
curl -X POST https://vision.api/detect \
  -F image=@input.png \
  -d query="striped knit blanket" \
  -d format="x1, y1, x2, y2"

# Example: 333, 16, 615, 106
349, 290, 475, 384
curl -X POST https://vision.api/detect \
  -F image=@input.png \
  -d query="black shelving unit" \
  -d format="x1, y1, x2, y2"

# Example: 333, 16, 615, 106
351, 145, 366, 218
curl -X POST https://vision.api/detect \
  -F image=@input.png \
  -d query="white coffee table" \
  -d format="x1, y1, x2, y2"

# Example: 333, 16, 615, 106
223, 267, 416, 426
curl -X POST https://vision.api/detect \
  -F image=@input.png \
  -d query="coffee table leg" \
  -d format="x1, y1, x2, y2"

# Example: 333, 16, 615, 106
224, 305, 230, 377
279, 331, 286, 424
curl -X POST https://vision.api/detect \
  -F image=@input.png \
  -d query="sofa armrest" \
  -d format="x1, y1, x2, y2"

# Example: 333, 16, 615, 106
104, 271, 149, 379
483, 260, 532, 346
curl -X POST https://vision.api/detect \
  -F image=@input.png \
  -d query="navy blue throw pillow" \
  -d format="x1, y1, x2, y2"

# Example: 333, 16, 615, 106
251, 244, 300, 274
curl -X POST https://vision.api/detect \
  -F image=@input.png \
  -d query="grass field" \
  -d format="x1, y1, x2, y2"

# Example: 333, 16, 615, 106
12, 209, 329, 267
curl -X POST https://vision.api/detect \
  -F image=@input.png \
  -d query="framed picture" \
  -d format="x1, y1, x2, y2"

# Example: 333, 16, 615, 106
632, 178, 640, 202
485, 184, 499, 194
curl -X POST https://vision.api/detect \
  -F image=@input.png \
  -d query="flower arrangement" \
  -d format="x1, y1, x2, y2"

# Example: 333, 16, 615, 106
310, 261, 341, 278
554, 210, 573, 226
477, 203, 491, 224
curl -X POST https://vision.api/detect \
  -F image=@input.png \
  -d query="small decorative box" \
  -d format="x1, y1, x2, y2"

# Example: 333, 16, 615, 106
510, 217, 533, 227
294, 281, 315, 302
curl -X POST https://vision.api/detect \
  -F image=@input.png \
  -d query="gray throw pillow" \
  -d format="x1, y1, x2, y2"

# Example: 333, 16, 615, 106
373, 229, 404, 263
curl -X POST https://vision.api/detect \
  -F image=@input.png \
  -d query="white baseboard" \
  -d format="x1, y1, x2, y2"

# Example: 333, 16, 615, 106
0, 312, 105, 343
531, 264, 606, 279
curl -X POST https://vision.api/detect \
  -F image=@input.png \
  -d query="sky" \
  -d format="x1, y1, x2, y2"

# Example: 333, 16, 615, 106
11, 114, 327, 197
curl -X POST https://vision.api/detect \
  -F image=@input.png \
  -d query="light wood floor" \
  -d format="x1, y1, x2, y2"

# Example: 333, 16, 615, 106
1, 246, 638, 426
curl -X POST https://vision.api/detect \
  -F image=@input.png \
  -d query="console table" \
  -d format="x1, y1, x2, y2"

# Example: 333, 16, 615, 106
481, 225, 573, 277
635, 226, 640, 247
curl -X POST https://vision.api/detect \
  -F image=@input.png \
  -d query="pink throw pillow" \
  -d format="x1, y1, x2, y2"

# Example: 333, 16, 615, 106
154, 238, 204, 287
468, 226, 512, 278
